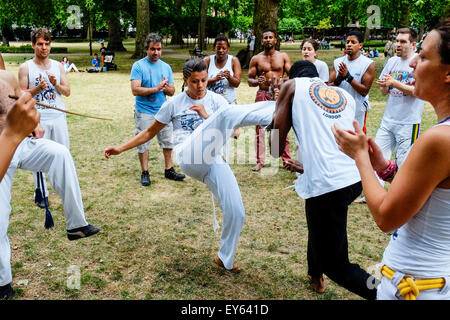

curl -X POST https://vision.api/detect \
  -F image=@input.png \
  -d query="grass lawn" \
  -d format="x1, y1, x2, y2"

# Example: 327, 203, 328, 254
2, 39, 436, 300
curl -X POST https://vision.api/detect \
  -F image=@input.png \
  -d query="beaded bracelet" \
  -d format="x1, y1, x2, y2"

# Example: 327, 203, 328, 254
376, 160, 398, 181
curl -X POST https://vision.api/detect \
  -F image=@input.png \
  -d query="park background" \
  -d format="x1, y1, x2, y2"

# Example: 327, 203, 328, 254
0, 0, 448, 300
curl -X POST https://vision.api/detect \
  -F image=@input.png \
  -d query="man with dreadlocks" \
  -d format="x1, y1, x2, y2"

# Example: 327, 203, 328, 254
105, 58, 277, 272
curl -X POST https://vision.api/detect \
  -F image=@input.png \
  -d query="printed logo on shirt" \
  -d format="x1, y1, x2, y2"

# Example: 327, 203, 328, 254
208, 80, 226, 95
389, 71, 415, 96
180, 113, 204, 132
146, 95, 157, 103
34, 76, 57, 108
309, 82, 347, 117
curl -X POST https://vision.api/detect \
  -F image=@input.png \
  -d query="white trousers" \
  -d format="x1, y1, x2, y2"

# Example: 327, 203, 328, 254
374, 119, 419, 167
0, 137, 87, 286
175, 101, 275, 269
355, 108, 367, 131
66, 64, 79, 73
34, 115, 70, 198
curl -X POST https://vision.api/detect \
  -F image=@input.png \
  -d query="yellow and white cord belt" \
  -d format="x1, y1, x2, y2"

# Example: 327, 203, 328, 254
380, 265, 446, 300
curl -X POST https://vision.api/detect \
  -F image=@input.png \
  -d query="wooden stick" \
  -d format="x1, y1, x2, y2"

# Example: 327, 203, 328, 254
8, 95, 112, 121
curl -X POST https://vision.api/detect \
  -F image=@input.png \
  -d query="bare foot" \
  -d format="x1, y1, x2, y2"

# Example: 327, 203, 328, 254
214, 256, 241, 272
307, 275, 326, 293
252, 163, 264, 171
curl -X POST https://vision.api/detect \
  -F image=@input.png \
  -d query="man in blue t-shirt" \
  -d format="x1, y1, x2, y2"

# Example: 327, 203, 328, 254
130, 33, 185, 186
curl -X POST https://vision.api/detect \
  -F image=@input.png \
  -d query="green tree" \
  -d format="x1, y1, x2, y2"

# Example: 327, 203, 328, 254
170, 0, 186, 45
0, 0, 71, 45
278, 18, 302, 36
410, 0, 450, 37
133, 0, 150, 58
232, 15, 253, 40
198, 0, 209, 51
252, 0, 281, 54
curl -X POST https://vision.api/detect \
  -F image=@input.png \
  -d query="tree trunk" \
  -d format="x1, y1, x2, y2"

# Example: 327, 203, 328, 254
1, 35, 8, 46
252, 0, 281, 54
398, 0, 410, 28
418, 25, 425, 42
364, 26, 371, 42
170, 0, 185, 46
107, 14, 126, 52
198, 0, 209, 51
1, 25, 13, 46
133, 0, 150, 59
88, 18, 93, 56
1, 34, 9, 46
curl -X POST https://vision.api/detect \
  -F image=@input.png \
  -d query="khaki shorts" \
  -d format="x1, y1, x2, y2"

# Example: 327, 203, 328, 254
134, 109, 173, 153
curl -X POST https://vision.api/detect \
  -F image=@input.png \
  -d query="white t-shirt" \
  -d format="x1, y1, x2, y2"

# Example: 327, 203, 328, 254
313, 59, 329, 82
333, 54, 374, 112
379, 55, 424, 124
155, 91, 229, 149
292, 77, 361, 199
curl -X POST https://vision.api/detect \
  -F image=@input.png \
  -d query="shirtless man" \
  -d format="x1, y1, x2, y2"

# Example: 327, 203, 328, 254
248, 29, 292, 171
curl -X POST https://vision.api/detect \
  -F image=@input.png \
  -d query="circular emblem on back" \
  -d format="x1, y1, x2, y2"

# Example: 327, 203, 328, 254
309, 82, 346, 113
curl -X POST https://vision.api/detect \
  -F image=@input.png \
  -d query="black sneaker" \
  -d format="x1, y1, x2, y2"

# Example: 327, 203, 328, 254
0, 283, 15, 300
141, 170, 151, 186
67, 224, 100, 241
164, 167, 185, 181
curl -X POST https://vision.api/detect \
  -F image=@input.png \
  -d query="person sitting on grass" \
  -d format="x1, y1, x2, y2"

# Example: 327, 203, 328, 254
61, 56, 79, 73
90, 53, 101, 72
